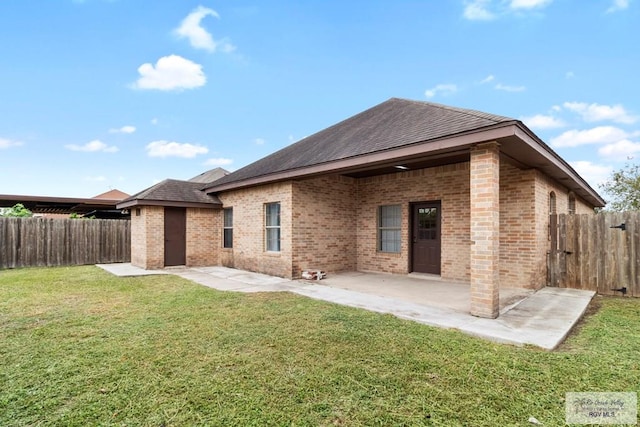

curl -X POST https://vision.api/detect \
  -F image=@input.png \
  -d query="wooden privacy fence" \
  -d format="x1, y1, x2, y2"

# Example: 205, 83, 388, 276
0, 217, 130, 269
548, 212, 640, 297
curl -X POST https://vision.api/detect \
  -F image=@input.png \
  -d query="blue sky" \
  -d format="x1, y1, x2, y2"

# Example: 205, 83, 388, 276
0, 0, 638, 199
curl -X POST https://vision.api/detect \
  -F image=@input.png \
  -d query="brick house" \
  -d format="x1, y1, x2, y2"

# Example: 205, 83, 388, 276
118, 98, 605, 318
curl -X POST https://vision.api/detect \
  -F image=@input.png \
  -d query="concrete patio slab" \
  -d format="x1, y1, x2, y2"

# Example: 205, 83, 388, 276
96, 263, 595, 350
97, 263, 172, 277
318, 271, 534, 314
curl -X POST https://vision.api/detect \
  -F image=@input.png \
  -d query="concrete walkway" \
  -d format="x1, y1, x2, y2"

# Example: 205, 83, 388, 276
97, 263, 595, 350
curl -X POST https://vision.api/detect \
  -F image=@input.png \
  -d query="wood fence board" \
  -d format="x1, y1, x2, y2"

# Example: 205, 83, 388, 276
0, 217, 130, 269
632, 212, 640, 296
564, 215, 581, 288
559, 217, 567, 277
549, 214, 559, 287
587, 215, 597, 292
549, 212, 640, 297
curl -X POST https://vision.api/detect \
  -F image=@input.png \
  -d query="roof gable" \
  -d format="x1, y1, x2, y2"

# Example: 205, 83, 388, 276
118, 179, 221, 209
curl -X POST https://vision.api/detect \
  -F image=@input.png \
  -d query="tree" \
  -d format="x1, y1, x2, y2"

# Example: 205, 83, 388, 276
0, 203, 33, 217
599, 163, 640, 211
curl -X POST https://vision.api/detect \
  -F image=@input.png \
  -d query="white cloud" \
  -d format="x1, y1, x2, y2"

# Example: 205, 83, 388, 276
565, 71, 574, 79
570, 161, 613, 188
65, 140, 118, 153
0, 137, 23, 149
425, 83, 458, 98
563, 101, 637, 124
495, 83, 526, 92
146, 140, 208, 158
598, 139, 640, 161
521, 114, 566, 130
174, 6, 235, 53
151, 118, 159, 125
131, 55, 206, 91
509, 0, 553, 9
84, 175, 107, 182
463, 0, 495, 20
480, 74, 495, 84
109, 125, 136, 134
550, 126, 629, 148
204, 157, 233, 166
463, 0, 554, 19
254, 138, 265, 145
607, 0, 630, 13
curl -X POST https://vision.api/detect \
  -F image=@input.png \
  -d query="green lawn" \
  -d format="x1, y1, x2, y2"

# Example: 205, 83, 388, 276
1, 266, 638, 426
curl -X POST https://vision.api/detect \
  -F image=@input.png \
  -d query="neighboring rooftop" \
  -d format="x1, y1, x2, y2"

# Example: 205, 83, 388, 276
188, 167, 230, 184
93, 189, 130, 200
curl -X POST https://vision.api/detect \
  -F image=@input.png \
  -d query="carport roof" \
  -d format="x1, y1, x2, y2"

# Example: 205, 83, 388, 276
0, 193, 128, 215
117, 179, 222, 209
203, 97, 605, 207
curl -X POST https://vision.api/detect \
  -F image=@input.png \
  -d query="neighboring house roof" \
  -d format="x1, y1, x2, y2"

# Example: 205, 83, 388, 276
117, 179, 222, 209
93, 189, 130, 200
204, 97, 605, 207
189, 167, 230, 184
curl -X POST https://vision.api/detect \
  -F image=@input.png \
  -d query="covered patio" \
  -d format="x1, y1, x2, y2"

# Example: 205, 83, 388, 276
316, 271, 534, 315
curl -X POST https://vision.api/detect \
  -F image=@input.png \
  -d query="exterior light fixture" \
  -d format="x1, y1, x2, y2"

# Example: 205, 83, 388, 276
394, 165, 409, 170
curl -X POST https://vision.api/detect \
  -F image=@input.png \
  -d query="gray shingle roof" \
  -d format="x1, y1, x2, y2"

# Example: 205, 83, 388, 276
207, 98, 516, 189
188, 167, 230, 184
119, 179, 221, 207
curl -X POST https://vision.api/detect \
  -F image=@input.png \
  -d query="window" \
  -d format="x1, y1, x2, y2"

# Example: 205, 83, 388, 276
549, 192, 557, 215
223, 208, 233, 248
378, 205, 401, 253
265, 202, 281, 252
568, 193, 576, 215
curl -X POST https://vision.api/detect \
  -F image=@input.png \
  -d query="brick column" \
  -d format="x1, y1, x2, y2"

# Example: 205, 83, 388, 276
470, 142, 500, 318
130, 206, 164, 269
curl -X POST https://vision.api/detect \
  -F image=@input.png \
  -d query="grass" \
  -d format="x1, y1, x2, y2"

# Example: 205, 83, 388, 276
0, 266, 639, 426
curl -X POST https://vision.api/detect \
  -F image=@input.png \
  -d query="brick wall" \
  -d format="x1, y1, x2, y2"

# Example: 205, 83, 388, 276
186, 208, 219, 267
356, 162, 470, 280
499, 163, 538, 289
218, 182, 293, 278
171, 155, 596, 288
291, 175, 357, 276
130, 206, 164, 269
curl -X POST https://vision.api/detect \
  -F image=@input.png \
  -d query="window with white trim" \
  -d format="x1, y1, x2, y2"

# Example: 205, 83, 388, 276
378, 205, 401, 253
223, 208, 233, 248
265, 202, 281, 252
